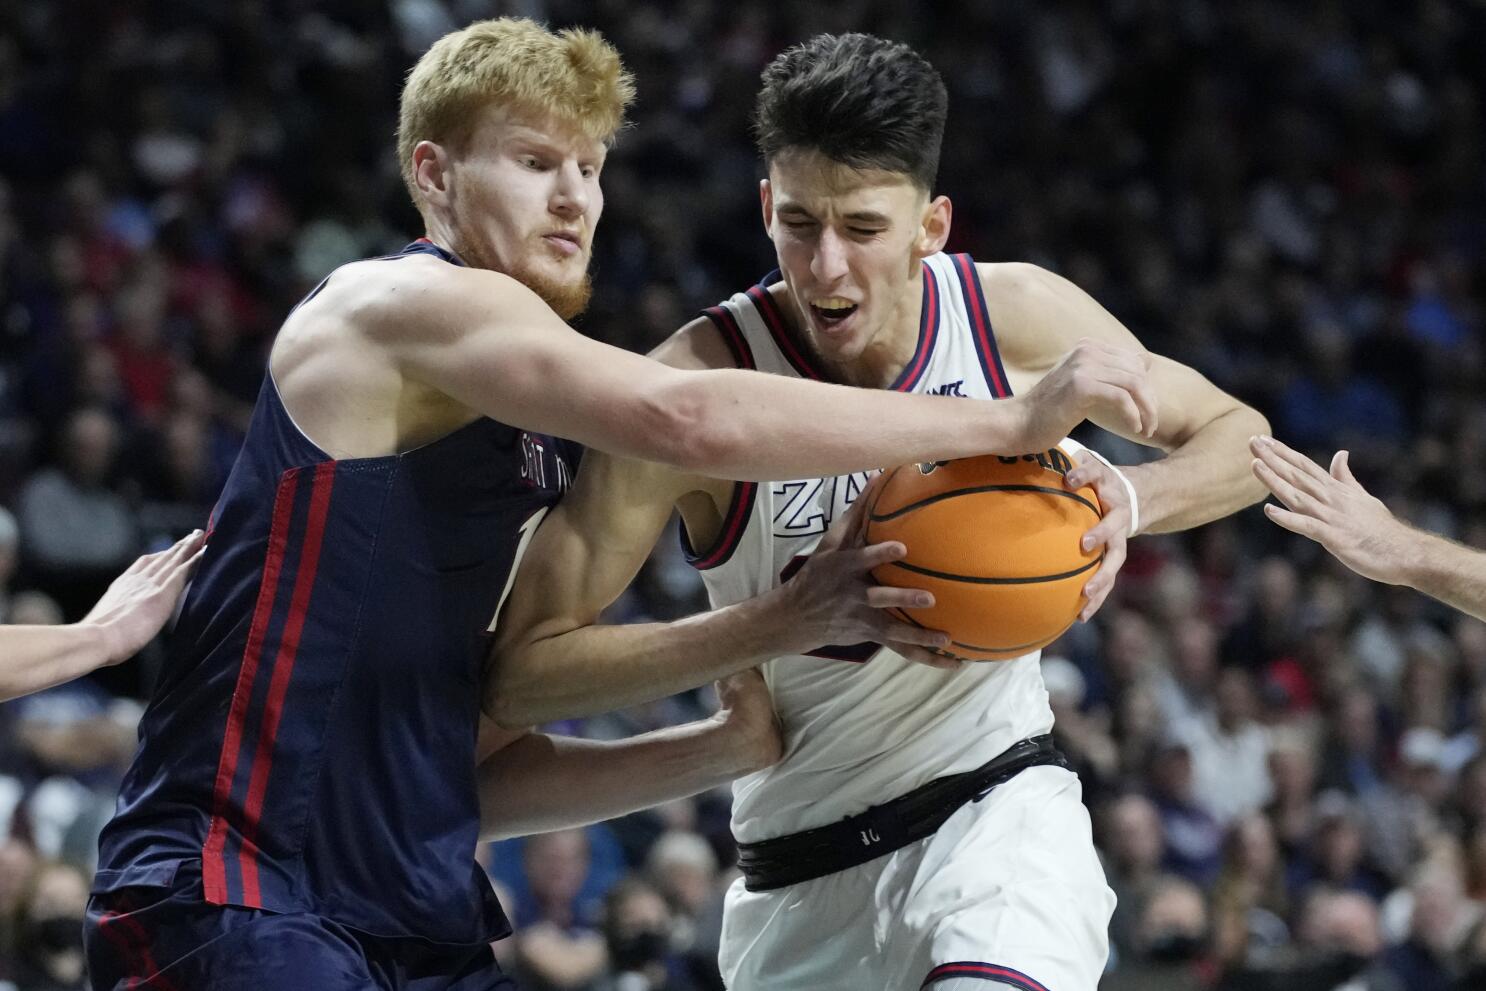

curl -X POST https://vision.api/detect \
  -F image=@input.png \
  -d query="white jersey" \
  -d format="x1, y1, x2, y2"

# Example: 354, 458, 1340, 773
689, 252, 1055, 844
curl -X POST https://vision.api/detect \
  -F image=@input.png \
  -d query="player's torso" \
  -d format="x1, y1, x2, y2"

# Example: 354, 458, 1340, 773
690, 253, 1054, 842
96, 241, 568, 943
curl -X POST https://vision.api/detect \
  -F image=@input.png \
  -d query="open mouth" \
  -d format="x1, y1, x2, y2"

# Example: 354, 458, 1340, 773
809, 298, 859, 328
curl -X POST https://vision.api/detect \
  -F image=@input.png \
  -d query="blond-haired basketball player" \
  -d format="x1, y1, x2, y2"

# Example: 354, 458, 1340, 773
83, 21, 1160, 991
491, 34, 1270, 991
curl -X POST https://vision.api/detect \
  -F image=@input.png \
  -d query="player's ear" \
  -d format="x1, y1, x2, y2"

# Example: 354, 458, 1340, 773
915, 194, 952, 258
414, 141, 453, 210
760, 179, 774, 237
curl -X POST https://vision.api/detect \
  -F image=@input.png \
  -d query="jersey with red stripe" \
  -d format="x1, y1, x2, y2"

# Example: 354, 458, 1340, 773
93, 240, 574, 945
685, 253, 1055, 844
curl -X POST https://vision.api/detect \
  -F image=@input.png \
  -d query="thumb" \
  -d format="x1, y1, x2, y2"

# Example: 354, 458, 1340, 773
820, 470, 887, 552
1331, 449, 1357, 485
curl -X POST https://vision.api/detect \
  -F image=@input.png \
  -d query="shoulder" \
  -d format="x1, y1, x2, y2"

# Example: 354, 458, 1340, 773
647, 313, 742, 371
974, 261, 1137, 369
312, 255, 540, 346
975, 261, 1068, 313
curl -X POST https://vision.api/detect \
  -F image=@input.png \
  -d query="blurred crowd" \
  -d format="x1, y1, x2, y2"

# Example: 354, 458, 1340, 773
1, 0, 1484, 988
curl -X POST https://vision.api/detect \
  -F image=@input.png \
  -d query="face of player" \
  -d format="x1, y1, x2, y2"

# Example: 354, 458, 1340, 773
762, 150, 950, 377
424, 106, 605, 320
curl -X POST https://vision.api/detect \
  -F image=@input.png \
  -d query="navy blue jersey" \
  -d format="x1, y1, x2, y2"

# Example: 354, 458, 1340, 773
94, 240, 573, 945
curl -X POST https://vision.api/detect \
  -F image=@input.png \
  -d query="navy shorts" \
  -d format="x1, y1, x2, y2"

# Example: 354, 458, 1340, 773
84, 863, 516, 991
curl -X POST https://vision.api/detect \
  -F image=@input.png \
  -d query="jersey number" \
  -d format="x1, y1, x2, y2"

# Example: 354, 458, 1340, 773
487, 507, 549, 634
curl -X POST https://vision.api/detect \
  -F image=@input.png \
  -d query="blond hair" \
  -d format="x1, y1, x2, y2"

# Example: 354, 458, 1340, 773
397, 18, 635, 205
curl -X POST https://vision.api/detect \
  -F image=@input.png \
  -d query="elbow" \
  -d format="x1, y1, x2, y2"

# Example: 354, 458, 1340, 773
484, 657, 543, 730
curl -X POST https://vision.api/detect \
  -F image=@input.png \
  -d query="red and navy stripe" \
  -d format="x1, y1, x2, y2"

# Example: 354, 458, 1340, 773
95, 902, 182, 991
203, 460, 337, 908
745, 263, 941, 392
889, 260, 939, 391
702, 304, 756, 370
685, 480, 758, 571
684, 303, 760, 572
950, 254, 1012, 398
746, 284, 821, 380
922, 962, 1050, 991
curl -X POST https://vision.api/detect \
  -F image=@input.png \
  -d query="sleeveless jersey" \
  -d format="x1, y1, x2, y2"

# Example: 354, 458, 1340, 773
94, 240, 574, 944
687, 253, 1055, 844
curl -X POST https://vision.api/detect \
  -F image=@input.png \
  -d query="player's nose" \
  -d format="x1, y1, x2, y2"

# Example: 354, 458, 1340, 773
811, 228, 849, 284
549, 161, 590, 218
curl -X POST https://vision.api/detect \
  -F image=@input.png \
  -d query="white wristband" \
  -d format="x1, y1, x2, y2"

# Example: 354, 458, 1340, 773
1056, 439, 1140, 537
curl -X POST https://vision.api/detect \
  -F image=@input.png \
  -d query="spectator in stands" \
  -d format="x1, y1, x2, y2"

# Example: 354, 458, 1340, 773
514, 829, 608, 991
1176, 667, 1274, 826
1101, 792, 1167, 962
5, 859, 89, 991
1102, 875, 1211, 991
596, 878, 694, 991
15, 407, 135, 619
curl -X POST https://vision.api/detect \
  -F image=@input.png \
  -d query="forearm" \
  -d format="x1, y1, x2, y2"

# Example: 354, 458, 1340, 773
0, 625, 113, 702
679, 370, 1025, 480
1123, 407, 1270, 533
1401, 530, 1486, 621
490, 590, 797, 726
477, 721, 746, 841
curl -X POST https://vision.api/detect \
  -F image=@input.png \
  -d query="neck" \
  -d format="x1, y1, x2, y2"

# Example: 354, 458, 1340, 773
781, 264, 925, 390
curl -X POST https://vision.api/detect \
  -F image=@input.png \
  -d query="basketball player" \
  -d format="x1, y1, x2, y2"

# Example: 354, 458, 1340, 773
1253, 435, 1486, 619
0, 530, 202, 702
491, 34, 1272, 991
82, 20, 1157, 991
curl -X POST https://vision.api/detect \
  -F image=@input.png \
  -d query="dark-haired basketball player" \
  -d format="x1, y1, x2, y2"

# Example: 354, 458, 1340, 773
492, 33, 1270, 991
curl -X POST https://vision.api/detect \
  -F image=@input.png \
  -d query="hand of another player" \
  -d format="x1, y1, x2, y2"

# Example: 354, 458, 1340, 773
1063, 455, 1132, 621
81, 530, 207, 664
1250, 436, 1413, 584
1011, 339, 1158, 452
777, 473, 960, 670
711, 668, 783, 775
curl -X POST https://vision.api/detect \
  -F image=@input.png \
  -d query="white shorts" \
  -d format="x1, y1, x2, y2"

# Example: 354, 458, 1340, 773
719, 765, 1115, 991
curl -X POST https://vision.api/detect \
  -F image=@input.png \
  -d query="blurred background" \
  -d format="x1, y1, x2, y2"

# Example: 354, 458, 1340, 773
1, 1, 1484, 989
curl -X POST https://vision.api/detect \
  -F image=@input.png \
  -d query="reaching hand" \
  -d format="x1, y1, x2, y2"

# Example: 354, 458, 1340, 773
81, 530, 207, 664
776, 474, 959, 669
712, 668, 783, 775
1011, 340, 1158, 453
1250, 436, 1412, 584
1063, 453, 1134, 621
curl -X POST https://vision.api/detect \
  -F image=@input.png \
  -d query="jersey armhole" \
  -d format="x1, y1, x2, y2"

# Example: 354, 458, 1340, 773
679, 305, 758, 571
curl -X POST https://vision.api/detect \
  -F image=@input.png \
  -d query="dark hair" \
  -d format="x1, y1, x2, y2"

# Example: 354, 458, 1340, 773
753, 33, 948, 191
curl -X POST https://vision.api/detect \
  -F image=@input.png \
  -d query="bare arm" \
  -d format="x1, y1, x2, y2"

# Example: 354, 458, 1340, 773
476, 673, 780, 841
0, 532, 203, 702
486, 323, 954, 727
364, 260, 1155, 480
985, 262, 1271, 532
1252, 436, 1486, 620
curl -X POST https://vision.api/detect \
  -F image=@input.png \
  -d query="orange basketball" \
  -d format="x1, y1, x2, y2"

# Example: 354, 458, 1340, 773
865, 445, 1103, 661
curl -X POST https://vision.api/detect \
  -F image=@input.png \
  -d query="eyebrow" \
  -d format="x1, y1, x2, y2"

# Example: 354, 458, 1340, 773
776, 204, 891, 225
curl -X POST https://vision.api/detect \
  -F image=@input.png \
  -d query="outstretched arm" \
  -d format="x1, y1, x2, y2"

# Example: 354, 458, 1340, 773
986, 263, 1270, 533
1252, 436, 1486, 620
368, 262, 1158, 481
0, 531, 204, 702
476, 671, 780, 841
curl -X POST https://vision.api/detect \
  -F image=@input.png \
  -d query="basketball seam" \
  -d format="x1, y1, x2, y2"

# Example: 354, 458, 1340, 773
894, 608, 1050, 656
884, 555, 1102, 585
869, 484, 1101, 523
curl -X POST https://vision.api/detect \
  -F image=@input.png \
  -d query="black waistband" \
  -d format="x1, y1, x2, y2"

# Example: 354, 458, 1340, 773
735, 735, 1066, 892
